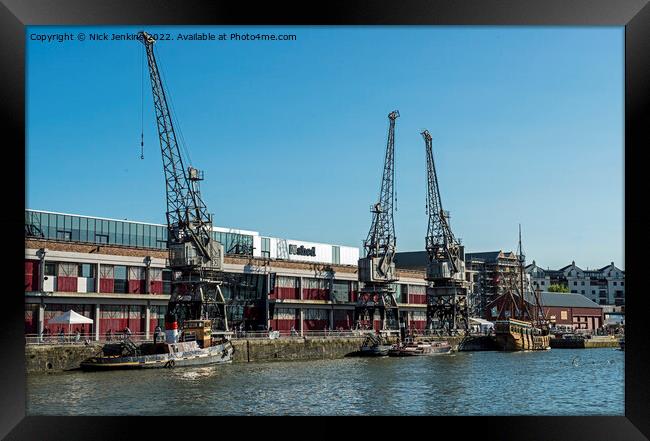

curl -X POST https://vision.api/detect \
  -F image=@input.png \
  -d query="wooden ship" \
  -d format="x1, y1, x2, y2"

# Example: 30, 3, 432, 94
493, 227, 551, 351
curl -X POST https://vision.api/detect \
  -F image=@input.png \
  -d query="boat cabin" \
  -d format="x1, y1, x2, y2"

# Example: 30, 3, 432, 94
182, 320, 213, 348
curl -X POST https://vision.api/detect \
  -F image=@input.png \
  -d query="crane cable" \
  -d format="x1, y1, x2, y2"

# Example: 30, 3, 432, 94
156, 48, 194, 168
140, 46, 144, 160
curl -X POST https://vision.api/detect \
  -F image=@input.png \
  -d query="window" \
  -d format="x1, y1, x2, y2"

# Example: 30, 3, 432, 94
108, 220, 117, 244
79, 217, 88, 242
331, 280, 350, 302
621, 282, 624, 286
44, 263, 56, 276
162, 270, 172, 294
573, 281, 577, 286
581, 290, 585, 294
541, 281, 545, 285
56, 230, 72, 241
78, 263, 94, 278
571, 290, 577, 293
592, 290, 595, 294
560, 311, 568, 320
613, 282, 617, 286
113, 265, 128, 293
581, 281, 585, 286
95, 234, 109, 244
71, 216, 80, 241
332, 246, 340, 265
261, 237, 270, 259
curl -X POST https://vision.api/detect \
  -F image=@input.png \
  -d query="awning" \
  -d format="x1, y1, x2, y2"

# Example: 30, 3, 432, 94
48, 310, 94, 325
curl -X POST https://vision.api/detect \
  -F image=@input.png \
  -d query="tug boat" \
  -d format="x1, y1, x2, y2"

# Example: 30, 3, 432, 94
388, 339, 452, 357
80, 319, 234, 371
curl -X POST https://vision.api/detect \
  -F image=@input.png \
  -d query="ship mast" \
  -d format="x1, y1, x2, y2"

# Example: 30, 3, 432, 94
518, 224, 525, 319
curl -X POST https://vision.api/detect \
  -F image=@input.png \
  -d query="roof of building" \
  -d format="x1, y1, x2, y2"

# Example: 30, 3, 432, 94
525, 291, 601, 308
488, 290, 602, 310
464, 251, 502, 262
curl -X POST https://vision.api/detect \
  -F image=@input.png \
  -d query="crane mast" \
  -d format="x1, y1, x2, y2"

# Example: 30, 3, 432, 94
356, 110, 402, 333
421, 130, 468, 335
138, 31, 228, 332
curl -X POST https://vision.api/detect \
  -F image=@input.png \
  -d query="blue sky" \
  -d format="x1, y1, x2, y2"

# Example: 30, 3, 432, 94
26, 26, 624, 270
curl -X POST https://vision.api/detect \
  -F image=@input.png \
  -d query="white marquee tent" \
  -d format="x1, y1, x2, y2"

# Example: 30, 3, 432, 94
48, 310, 94, 335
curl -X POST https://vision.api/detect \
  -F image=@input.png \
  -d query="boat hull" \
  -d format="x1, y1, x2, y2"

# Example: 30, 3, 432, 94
494, 319, 550, 351
80, 341, 234, 371
388, 343, 452, 357
359, 345, 391, 357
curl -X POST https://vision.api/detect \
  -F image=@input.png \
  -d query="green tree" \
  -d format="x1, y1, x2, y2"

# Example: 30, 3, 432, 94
548, 284, 569, 293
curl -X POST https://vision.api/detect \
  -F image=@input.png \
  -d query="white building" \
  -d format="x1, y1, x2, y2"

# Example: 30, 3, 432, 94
525, 260, 625, 306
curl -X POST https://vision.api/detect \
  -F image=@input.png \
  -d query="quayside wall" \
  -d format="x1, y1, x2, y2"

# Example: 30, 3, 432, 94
550, 336, 619, 349
26, 344, 104, 373
26, 335, 467, 373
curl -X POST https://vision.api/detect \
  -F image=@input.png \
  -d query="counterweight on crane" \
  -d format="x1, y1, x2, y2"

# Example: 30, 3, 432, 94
356, 111, 402, 333
421, 130, 468, 335
138, 31, 228, 332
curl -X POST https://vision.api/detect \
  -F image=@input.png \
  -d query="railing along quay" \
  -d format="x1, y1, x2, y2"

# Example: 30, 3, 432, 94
27, 328, 479, 345
25, 332, 151, 345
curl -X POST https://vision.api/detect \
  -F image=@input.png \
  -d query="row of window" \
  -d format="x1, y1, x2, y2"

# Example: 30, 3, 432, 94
42, 261, 172, 294
571, 280, 623, 287
534, 279, 624, 289
25, 210, 253, 256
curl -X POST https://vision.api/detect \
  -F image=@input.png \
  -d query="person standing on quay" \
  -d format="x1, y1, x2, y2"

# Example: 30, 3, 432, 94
154, 325, 162, 344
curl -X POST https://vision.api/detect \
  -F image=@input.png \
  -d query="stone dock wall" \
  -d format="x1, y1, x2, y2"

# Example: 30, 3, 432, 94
26, 344, 104, 373
25, 335, 488, 373
550, 336, 620, 349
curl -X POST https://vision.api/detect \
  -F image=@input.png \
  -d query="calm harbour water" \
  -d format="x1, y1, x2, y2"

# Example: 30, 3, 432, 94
27, 348, 623, 416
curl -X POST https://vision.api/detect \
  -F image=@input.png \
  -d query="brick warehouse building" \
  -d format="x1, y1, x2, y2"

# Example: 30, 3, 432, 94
484, 291, 604, 331
24, 209, 431, 338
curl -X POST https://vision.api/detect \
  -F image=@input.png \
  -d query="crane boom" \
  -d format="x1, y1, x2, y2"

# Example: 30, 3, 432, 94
422, 129, 460, 277
356, 111, 402, 334
421, 129, 468, 335
138, 31, 227, 332
139, 31, 219, 268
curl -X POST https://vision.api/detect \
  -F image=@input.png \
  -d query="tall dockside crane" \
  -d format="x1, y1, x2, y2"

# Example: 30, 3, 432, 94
421, 130, 468, 335
356, 111, 402, 332
138, 31, 228, 332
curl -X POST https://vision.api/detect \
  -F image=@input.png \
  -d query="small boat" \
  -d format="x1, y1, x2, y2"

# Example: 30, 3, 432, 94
357, 334, 392, 357
388, 339, 452, 357
359, 345, 392, 357
80, 319, 234, 371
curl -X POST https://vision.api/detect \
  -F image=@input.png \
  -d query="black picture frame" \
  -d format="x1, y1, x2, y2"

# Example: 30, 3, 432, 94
1, 0, 647, 438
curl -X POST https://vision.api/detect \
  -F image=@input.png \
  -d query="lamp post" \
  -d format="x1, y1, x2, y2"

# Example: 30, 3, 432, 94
36, 248, 47, 292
